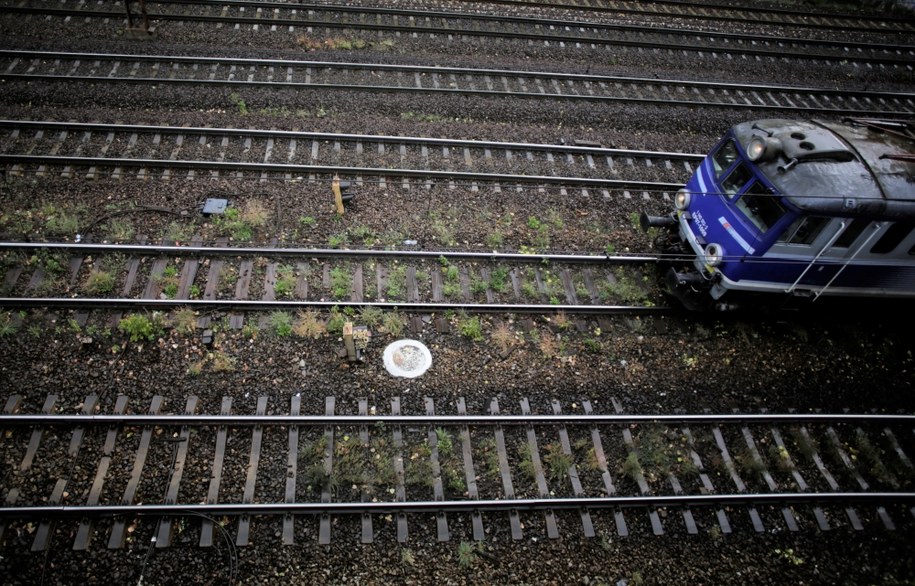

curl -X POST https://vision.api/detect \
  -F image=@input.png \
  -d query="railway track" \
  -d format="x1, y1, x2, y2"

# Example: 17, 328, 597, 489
457, 0, 915, 34
0, 120, 692, 190
1, 0, 912, 67
0, 242, 666, 319
4, 51, 912, 117
0, 0, 912, 582
1, 393, 913, 550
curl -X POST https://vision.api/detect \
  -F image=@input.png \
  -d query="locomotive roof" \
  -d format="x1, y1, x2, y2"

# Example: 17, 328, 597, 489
731, 119, 915, 222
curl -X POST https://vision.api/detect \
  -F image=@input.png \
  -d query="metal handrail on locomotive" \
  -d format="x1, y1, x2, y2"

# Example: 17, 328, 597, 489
641, 118, 915, 311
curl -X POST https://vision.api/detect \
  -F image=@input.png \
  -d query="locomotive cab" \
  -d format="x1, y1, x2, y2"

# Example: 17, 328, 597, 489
643, 118, 915, 310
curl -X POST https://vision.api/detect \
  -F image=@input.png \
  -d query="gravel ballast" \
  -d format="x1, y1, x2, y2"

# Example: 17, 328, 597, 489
1, 0, 914, 583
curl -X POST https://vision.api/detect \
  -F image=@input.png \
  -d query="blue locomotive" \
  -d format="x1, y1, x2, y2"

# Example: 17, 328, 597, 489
641, 118, 915, 310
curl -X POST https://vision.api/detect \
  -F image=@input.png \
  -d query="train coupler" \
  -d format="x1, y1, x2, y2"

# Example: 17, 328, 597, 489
639, 212, 677, 233
665, 267, 712, 311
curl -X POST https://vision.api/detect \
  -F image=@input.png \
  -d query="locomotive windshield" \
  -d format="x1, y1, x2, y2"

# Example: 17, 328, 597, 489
708, 139, 787, 233
712, 140, 738, 175
734, 181, 786, 233
721, 164, 752, 197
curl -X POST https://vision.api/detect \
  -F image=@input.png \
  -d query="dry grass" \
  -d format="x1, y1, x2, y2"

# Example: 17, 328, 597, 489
210, 351, 237, 372
240, 200, 269, 228
538, 333, 560, 359
170, 308, 198, 335
187, 360, 205, 376
551, 311, 571, 330
295, 35, 369, 51
381, 311, 406, 337
490, 322, 517, 354
293, 310, 325, 339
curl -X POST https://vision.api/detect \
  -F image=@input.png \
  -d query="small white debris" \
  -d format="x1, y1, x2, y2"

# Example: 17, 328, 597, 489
383, 340, 432, 378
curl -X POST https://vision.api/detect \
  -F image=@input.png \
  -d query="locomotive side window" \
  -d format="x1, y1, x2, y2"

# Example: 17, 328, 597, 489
833, 218, 870, 248
712, 140, 738, 177
721, 164, 752, 197
734, 181, 786, 233
779, 216, 829, 245
870, 223, 914, 254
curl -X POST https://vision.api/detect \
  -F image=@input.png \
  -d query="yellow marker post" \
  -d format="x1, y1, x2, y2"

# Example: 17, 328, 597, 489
343, 321, 356, 361
332, 174, 345, 216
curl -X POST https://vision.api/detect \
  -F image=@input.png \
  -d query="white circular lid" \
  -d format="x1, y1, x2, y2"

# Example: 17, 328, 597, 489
383, 339, 432, 378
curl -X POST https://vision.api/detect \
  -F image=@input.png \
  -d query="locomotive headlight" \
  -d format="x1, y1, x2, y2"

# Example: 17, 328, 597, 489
674, 188, 691, 211
704, 243, 724, 267
746, 136, 782, 162
747, 137, 767, 161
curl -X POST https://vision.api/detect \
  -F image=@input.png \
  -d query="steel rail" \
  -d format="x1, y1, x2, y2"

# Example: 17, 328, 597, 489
1, 492, 914, 519
0, 246, 905, 269
0, 121, 689, 187
452, 0, 915, 32
0, 155, 685, 190
7, 243, 911, 270
5, 48, 911, 96
130, 0, 915, 54
6, 75, 900, 117
3, 52, 911, 116
0, 242, 662, 264
2, 412, 913, 426
1, 2, 911, 66
0, 119, 704, 162
0, 297, 669, 315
